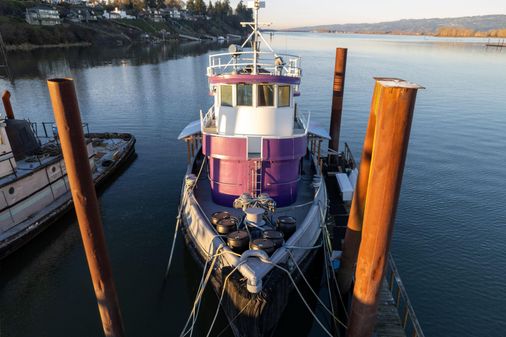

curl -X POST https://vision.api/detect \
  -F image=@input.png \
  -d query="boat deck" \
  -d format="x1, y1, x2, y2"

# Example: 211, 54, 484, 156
192, 153, 317, 224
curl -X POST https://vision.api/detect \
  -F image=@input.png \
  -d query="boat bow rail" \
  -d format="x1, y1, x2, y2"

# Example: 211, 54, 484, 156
207, 51, 302, 78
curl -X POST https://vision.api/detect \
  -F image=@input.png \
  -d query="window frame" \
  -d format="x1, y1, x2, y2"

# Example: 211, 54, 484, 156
219, 84, 234, 107
236, 83, 254, 107
277, 85, 291, 108
257, 84, 276, 107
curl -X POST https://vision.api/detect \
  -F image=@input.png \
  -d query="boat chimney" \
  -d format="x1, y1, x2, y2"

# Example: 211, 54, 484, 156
2, 90, 14, 119
346, 78, 423, 337
328, 48, 347, 153
47, 78, 125, 337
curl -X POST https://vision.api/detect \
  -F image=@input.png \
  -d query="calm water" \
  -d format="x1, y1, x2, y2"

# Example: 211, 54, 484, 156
0, 33, 505, 337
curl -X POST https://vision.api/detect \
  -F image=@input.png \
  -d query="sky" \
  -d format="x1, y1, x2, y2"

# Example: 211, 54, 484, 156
228, 0, 506, 29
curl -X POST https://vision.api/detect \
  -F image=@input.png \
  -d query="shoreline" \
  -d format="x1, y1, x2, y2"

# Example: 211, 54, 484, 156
6, 42, 93, 51
276, 30, 506, 39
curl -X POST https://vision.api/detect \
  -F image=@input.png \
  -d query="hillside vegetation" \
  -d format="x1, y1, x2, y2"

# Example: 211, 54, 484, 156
0, 0, 252, 49
295, 15, 506, 37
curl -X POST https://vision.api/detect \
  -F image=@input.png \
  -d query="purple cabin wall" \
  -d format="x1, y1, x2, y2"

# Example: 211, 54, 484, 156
203, 134, 307, 207
203, 134, 248, 205
262, 137, 307, 206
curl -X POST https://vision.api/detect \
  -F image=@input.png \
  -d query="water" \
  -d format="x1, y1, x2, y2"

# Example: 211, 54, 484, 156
0, 33, 505, 337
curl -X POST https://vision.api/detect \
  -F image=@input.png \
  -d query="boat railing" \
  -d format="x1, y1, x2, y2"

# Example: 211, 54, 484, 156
296, 109, 310, 134
207, 51, 301, 77
31, 121, 90, 143
200, 106, 216, 132
385, 253, 425, 337
343, 142, 357, 170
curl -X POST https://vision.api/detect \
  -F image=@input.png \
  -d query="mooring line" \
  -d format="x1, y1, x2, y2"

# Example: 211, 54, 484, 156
165, 157, 207, 279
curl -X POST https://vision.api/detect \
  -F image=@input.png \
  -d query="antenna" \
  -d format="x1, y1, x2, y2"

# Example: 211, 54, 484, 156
246, 1, 265, 74
240, 1, 274, 75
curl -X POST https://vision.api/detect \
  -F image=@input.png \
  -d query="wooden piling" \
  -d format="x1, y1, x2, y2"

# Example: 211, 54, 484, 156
329, 48, 347, 152
337, 80, 382, 294
47, 78, 125, 337
346, 79, 422, 337
2, 90, 14, 119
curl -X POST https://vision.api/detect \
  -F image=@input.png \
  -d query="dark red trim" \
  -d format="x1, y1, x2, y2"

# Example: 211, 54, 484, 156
209, 74, 301, 85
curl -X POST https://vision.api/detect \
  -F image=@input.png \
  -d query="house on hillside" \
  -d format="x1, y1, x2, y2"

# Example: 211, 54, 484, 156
66, 8, 98, 22
25, 6, 62, 25
103, 7, 135, 20
160, 7, 181, 20
147, 8, 163, 22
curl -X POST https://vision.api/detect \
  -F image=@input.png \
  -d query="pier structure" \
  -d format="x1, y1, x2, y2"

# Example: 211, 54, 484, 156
345, 79, 422, 337
324, 48, 425, 337
486, 38, 506, 48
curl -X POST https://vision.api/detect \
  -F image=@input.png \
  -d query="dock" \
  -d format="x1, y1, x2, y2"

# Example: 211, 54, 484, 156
486, 38, 505, 48
179, 33, 202, 41
376, 280, 406, 337
325, 146, 424, 337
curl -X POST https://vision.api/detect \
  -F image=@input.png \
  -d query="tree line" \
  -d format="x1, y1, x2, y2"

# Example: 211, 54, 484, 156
436, 26, 506, 38
100, 0, 253, 21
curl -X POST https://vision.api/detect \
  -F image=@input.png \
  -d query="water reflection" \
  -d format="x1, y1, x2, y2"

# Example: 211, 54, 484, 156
4, 41, 226, 80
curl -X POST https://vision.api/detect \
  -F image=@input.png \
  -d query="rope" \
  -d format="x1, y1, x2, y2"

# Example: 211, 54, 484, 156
215, 298, 253, 337
287, 250, 348, 329
266, 261, 335, 337
164, 157, 207, 279
205, 263, 244, 337
319, 201, 349, 320
180, 243, 228, 337
322, 233, 337, 328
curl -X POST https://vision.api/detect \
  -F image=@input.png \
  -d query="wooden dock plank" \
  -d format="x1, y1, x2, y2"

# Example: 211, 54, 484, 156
375, 280, 406, 337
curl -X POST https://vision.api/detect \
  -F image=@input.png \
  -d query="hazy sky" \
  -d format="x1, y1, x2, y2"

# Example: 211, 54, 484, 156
229, 0, 506, 28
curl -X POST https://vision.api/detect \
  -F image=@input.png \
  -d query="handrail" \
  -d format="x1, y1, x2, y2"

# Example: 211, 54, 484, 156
30, 121, 89, 142
385, 253, 425, 337
208, 50, 302, 77
343, 142, 357, 170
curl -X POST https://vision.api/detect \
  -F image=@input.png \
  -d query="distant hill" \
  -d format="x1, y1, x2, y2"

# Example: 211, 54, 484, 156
292, 15, 506, 36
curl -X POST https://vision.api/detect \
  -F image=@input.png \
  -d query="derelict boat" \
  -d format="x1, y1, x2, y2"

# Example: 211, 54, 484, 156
176, 2, 346, 336
0, 101, 136, 259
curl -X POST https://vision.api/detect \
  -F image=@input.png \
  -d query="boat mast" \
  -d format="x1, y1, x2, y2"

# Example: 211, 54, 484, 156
252, 0, 260, 75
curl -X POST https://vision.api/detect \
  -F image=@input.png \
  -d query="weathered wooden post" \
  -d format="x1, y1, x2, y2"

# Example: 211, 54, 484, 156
329, 48, 347, 153
47, 78, 125, 337
346, 78, 422, 337
2, 90, 14, 119
337, 80, 382, 294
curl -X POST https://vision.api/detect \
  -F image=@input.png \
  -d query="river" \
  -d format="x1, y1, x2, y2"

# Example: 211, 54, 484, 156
0, 33, 505, 337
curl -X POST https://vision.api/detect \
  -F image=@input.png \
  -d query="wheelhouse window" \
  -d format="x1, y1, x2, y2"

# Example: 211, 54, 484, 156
220, 85, 233, 107
258, 84, 274, 107
278, 85, 291, 107
237, 84, 253, 106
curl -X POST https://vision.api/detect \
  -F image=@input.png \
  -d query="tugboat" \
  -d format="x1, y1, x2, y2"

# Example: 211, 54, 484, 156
0, 92, 136, 259
176, 1, 350, 336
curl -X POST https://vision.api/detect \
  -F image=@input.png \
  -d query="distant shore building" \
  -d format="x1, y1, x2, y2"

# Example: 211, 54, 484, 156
66, 8, 98, 22
25, 6, 62, 25
160, 7, 181, 20
103, 7, 135, 20
147, 8, 163, 22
